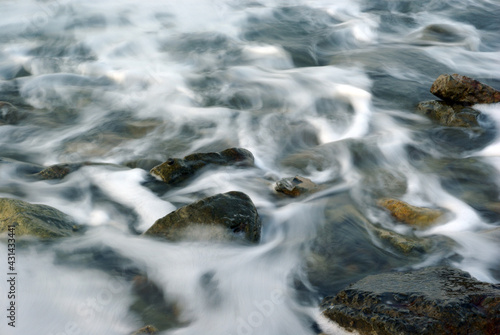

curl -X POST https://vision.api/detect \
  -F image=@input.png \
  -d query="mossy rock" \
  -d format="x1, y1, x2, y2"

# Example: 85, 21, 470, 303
144, 191, 261, 243
0, 198, 77, 238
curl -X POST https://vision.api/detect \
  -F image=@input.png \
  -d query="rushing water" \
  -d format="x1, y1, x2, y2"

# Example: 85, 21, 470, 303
1, 0, 500, 334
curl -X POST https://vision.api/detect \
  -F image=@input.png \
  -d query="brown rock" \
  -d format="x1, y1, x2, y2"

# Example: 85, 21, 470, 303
144, 191, 261, 243
274, 176, 319, 197
430, 73, 500, 104
416, 100, 480, 127
130, 325, 159, 335
378, 198, 445, 228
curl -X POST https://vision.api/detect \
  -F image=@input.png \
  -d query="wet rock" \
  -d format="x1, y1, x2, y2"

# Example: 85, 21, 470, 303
130, 325, 158, 335
275, 176, 320, 197
378, 198, 445, 229
0, 198, 77, 238
144, 191, 261, 243
361, 168, 408, 198
306, 193, 409, 295
321, 266, 500, 335
34, 162, 118, 180
368, 224, 453, 256
416, 100, 481, 128
430, 73, 500, 104
150, 148, 254, 185
0, 101, 21, 125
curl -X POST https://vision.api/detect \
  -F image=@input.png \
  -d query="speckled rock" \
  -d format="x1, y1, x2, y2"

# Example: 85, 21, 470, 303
150, 148, 254, 185
0, 198, 77, 238
322, 266, 500, 335
416, 100, 481, 128
378, 198, 445, 228
430, 73, 500, 104
144, 191, 261, 243
275, 176, 320, 197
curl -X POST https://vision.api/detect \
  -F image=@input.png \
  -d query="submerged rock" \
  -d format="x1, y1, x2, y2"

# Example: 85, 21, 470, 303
0, 198, 77, 238
416, 100, 481, 128
275, 176, 320, 197
0, 101, 21, 125
378, 198, 445, 229
34, 161, 117, 180
130, 326, 158, 335
150, 148, 254, 185
430, 73, 500, 104
144, 191, 261, 243
322, 266, 500, 335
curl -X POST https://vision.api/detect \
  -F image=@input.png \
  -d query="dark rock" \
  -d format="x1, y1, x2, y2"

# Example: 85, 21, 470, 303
144, 191, 261, 243
322, 266, 500, 335
430, 73, 500, 104
0, 198, 77, 238
130, 325, 158, 335
0, 101, 21, 125
417, 100, 481, 128
150, 148, 254, 185
275, 176, 320, 197
378, 198, 446, 229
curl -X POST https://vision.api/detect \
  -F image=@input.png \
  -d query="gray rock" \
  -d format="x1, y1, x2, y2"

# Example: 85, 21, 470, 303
150, 148, 254, 185
144, 191, 261, 243
275, 176, 320, 197
322, 266, 500, 335
0, 101, 21, 125
0, 198, 77, 238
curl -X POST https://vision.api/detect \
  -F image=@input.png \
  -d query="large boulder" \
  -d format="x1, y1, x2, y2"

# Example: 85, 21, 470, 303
0, 198, 77, 238
150, 148, 254, 185
144, 191, 261, 243
430, 73, 500, 104
416, 100, 481, 128
322, 266, 500, 335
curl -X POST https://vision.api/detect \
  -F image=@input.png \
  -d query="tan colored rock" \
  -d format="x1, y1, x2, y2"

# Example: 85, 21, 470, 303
430, 73, 500, 104
274, 176, 319, 197
378, 198, 445, 228
130, 325, 158, 335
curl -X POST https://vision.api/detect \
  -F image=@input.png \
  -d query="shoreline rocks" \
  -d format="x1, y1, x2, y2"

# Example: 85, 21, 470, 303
144, 191, 261, 243
321, 266, 500, 335
150, 148, 254, 185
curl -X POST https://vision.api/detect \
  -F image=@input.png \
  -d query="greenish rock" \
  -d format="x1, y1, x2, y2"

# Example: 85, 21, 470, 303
130, 325, 159, 335
0, 198, 77, 238
275, 176, 321, 197
150, 148, 254, 185
430, 73, 500, 104
378, 198, 446, 229
416, 100, 481, 128
144, 191, 261, 243
322, 266, 500, 335
0, 101, 21, 125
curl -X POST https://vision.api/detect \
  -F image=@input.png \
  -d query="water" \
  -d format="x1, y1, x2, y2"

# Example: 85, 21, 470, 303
1, 0, 500, 334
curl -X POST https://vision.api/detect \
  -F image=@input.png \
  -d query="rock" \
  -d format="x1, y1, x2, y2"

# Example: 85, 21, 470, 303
416, 100, 481, 128
378, 198, 445, 228
368, 224, 453, 256
360, 168, 408, 198
130, 326, 158, 335
0, 198, 77, 238
321, 266, 500, 335
0, 101, 21, 125
306, 193, 409, 295
150, 148, 254, 185
430, 73, 500, 104
34, 162, 118, 180
144, 191, 261, 243
275, 176, 320, 197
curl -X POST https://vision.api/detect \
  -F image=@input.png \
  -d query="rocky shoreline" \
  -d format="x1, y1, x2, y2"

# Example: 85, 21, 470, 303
1, 74, 500, 334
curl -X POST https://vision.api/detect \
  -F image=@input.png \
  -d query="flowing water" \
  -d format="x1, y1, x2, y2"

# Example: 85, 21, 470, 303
1, 0, 500, 334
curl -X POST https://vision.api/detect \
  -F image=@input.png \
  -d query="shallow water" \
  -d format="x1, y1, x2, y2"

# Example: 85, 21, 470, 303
1, 0, 500, 334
